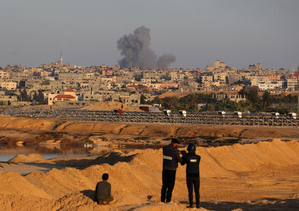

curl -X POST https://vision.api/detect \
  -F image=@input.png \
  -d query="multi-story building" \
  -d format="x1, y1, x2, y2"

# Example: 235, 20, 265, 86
0, 71, 9, 79
0, 81, 18, 90
286, 78, 298, 91
256, 80, 284, 91
248, 62, 262, 75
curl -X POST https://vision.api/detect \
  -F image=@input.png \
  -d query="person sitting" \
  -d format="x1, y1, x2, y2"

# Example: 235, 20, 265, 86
95, 173, 114, 205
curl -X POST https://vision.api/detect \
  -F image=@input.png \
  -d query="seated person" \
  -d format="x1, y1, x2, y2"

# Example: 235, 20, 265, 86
95, 173, 114, 204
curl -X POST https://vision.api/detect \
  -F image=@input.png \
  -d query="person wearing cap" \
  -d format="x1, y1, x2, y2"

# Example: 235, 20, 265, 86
95, 173, 114, 205
181, 143, 201, 208
161, 138, 182, 203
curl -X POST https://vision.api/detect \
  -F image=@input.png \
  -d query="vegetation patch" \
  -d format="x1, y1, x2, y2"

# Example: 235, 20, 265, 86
133, 136, 150, 141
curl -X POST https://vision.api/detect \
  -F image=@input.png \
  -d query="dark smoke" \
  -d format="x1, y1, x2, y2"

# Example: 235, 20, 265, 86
117, 26, 176, 69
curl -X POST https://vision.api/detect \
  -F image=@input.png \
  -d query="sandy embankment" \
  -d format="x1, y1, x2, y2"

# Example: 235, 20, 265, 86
1, 115, 299, 146
1, 139, 299, 211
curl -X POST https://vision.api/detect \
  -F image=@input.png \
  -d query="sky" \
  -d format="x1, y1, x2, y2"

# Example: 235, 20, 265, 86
0, 0, 299, 70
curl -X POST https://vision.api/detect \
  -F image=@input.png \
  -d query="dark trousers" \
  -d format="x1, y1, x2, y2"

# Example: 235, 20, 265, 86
187, 176, 200, 207
161, 169, 176, 202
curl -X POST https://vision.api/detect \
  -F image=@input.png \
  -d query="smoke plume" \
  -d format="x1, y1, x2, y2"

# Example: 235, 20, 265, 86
117, 26, 176, 69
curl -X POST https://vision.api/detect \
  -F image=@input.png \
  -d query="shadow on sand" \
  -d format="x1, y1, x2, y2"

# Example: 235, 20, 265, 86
197, 198, 299, 211
80, 189, 95, 201
22, 151, 136, 175
119, 198, 299, 210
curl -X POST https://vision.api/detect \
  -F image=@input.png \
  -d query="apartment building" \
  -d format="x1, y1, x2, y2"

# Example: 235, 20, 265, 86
0, 71, 9, 79
0, 81, 18, 90
286, 78, 298, 91
257, 81, 284, 91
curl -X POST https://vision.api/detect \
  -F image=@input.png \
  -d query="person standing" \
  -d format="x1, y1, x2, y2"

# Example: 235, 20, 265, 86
95, 173, 114, 205
161, 138, 182, 203
181, 143, 201, 208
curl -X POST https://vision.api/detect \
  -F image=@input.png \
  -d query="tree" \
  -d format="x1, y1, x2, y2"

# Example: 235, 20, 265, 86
34, 90, 45, 103
204, 103, 216, 111
261, 91, 272, 111
140, 94, 148, 104
216, 99, 230, 111
238, 100, 250, 112
19, 88, 29, 101
122, 80, 129, 85
152, 96, 162, 104
247, 89, 260, 111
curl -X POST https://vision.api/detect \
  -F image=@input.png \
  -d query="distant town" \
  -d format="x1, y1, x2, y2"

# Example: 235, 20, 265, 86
0, 53, 298, 114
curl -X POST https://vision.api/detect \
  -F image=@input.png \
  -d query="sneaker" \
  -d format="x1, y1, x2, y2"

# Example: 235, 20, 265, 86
187, 205, 193, 208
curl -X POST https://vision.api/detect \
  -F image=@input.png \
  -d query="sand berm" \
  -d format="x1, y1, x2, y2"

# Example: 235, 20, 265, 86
1, 138, 299, 210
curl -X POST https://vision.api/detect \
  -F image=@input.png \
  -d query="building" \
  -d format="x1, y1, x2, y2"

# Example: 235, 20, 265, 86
53, 94, 76, 104
213, 93, 246, 103
287, 78, 298, 91
248, 62, 262, 74
48, 89, 78, 105
0, 81, 18, 90
0, 71, 10, 79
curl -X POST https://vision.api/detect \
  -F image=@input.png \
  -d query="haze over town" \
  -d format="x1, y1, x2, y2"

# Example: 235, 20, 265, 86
1, 0, 299, 70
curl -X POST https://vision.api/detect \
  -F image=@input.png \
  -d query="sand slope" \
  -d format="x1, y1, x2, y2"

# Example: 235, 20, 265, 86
1, 116, 299, 140
1, 139, 299, 210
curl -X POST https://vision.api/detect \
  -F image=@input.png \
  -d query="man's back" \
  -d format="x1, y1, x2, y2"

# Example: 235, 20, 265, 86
163, 144, 182, 171
182, 152, 200, 177
95, 181, 112, 202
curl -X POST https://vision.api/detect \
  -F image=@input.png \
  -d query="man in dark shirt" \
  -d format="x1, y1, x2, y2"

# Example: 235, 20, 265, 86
95, 173, 114, 205
181, 143, 201, 208
161, 138, 182, 203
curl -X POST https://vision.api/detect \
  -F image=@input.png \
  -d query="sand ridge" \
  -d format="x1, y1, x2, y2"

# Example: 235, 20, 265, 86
1, 139, 299, 210
1, 116, 299, 146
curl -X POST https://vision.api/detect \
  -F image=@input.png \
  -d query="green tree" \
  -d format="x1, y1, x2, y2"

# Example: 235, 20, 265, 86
152, 96, 162, 104
204, 103, 216, 111
34, 90, 45, 103
216, 99, 230, 111
122, 80, 129, 85
247, 89, 260, 111
140, 94, 148, 104
19, 88, 29, 101
238, 100, 250, 112
261, 91, 272, 111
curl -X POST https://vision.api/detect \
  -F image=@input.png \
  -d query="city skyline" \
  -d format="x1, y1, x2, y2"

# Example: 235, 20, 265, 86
0, 0, 299, 70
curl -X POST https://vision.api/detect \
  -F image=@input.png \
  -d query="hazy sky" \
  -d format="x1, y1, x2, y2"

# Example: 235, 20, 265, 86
0, 0, 299, 70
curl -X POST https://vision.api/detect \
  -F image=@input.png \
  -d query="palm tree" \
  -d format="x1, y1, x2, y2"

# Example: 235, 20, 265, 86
260, 91, 272, 112
238, 100, 249, 112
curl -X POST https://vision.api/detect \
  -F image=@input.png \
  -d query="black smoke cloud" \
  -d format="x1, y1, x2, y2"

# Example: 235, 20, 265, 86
117, 26, 176, 69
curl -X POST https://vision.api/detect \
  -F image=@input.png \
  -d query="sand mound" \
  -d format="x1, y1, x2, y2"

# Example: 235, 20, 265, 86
9, 153, 46, 163
1, 139, 299, 210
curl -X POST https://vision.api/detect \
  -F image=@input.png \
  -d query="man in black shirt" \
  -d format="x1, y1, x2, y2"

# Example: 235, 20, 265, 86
161, 138, 182, 203
95, 173, 114, 205
181, 143, 201, 208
